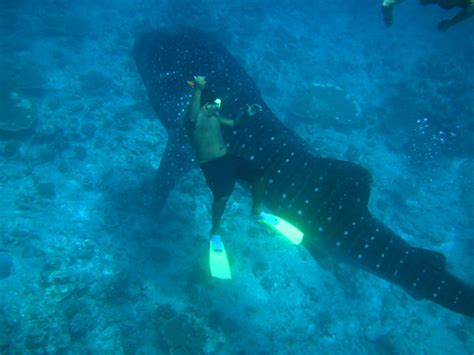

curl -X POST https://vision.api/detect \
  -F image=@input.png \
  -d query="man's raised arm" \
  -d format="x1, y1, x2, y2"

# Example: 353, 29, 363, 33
186, 75, 206, 124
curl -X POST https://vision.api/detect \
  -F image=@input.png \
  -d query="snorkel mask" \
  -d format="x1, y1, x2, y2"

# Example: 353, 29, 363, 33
205, 98, 222, 114
212, 98, 222, 109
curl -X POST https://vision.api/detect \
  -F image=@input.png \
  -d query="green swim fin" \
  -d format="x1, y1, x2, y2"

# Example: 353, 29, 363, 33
209, 236, 231, 280
258, 212, 304, 245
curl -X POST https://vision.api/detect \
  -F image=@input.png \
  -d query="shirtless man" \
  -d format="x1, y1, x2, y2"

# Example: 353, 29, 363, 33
185, 75, 265, 246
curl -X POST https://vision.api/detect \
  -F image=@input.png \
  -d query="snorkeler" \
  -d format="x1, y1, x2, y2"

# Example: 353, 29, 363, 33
382, 0, 474, 31
185, 75, 264, 276
186, 76, 304, 279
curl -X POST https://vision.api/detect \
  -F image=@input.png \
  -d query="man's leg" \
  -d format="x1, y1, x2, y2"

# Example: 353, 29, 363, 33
211, 195, 230, 235
382, 0, 405, 27
251, 176, 265, 215
382, 2, 395, 27
437, 3, 474, 31
232, 155, 265, 216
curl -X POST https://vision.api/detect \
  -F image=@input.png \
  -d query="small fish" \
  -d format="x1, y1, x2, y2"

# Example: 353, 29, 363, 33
186, 81, 194, 87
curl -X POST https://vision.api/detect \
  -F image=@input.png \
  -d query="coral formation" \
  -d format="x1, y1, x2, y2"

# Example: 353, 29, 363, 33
289, 83, 361, 129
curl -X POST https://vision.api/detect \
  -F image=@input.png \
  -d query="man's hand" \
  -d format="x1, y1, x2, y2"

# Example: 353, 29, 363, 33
193, 75, 206, 90
246, 104, 263, 117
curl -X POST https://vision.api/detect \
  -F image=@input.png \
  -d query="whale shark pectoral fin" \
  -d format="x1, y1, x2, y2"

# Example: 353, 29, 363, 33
413, 247, 447, 271
151, 137, 195, 213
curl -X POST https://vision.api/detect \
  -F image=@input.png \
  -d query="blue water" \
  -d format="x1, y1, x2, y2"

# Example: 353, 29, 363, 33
0, 0, 473, 353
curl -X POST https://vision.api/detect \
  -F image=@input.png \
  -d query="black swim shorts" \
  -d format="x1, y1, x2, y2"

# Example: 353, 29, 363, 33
200, 154, 263, 199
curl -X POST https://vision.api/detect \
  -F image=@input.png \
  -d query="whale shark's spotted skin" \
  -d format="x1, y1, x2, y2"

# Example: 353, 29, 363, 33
133, 29, 474, 318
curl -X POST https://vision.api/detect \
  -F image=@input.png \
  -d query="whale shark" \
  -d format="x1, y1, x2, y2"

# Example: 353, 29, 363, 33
133, 29, 474, 318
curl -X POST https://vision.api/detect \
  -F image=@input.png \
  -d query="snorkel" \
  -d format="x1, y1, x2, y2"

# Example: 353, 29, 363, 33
212, 98, 222, 109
